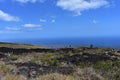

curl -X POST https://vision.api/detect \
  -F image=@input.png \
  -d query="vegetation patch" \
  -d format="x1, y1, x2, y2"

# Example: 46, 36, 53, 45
0, 65, 11, 75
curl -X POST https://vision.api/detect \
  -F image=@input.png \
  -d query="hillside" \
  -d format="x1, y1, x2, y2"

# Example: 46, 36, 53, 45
0, 42, 44, 49
0, 43, 120, 80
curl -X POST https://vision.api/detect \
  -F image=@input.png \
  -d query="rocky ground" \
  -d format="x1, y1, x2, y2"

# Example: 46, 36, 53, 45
0, 44, 120, 80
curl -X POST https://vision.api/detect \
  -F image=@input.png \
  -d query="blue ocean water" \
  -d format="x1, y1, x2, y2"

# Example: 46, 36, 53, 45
3, 37, 120, 49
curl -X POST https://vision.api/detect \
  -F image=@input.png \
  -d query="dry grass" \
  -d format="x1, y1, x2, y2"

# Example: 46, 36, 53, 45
72, 67, 105, 80
0, 43, 43, 49
36, 73, 74, 80
5, 74, 27, 80
0, 67, 107, 80
36, 67, 105, 80
0, 65, 11, 76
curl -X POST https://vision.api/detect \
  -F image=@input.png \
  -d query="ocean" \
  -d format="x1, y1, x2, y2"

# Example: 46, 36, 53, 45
3, 37, 120, 49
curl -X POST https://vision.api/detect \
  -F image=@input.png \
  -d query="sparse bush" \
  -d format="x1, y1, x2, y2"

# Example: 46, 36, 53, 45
29, 53, 59, 66
0, 65, 11, 75
114, 61, 120, 67
9, 54, 19, 60
29, 58, 41, 63
90, 44, 94, 48
72, 67, 105, 80
94, 60, 113, 70
41, 53, 59, 66
114, 74, 120, 80
78, 62, 87, 68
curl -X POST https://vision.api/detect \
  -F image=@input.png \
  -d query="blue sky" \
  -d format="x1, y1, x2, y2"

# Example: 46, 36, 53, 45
0, 0, 120, 40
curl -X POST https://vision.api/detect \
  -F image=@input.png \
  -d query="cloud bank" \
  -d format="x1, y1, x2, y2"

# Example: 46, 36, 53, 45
56, 0, 109, 16
0, 10, 20, 21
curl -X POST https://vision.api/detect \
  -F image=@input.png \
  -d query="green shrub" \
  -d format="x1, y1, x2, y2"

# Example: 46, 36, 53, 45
29, 53, 59, 66
114, 61, 120, 67
114, 74, 120, 80
79, 62, 87, 68
29, 58, 40, 63
94, 60, 113, 70
9, 54, 19, 60
41, 57, 58, 66
0, 65, 11, 74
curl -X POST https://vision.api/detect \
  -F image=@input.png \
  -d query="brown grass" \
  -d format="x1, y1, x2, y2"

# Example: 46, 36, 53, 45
5, 74, 27, 80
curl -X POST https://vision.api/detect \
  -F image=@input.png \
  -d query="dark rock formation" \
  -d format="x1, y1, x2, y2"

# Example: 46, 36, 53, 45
58, 52, 119, 65
10, 63, 74, 78
0, 47, 55, 54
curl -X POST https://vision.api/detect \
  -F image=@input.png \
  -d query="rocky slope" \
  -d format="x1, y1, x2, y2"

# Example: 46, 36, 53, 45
0, 43, 120, 80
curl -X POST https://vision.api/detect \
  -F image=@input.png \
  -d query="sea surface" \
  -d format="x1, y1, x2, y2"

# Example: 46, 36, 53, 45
2, 37, 120, 49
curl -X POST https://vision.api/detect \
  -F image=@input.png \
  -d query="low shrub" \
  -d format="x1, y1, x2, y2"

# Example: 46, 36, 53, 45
0, 65, 11, 75
94, 60, 113, 70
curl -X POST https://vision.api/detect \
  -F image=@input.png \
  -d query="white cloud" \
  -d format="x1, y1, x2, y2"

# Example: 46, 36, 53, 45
0, 30, 20, 33
23, 23, 41, 28
40, 19, 47, 22
23, 23, 42, 30
92, 19, 98, 24
51, 16, 56, 18
0, 10, 20, 21
0, 24, 42, 34
57, 0, 109, 16
0, 27, 21, 33
5, 27, 21, 31
14, 0, 46, 3
51, 19, 55, 23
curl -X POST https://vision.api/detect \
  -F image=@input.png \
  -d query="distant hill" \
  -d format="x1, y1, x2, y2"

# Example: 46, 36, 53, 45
0, 42, 44, 49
